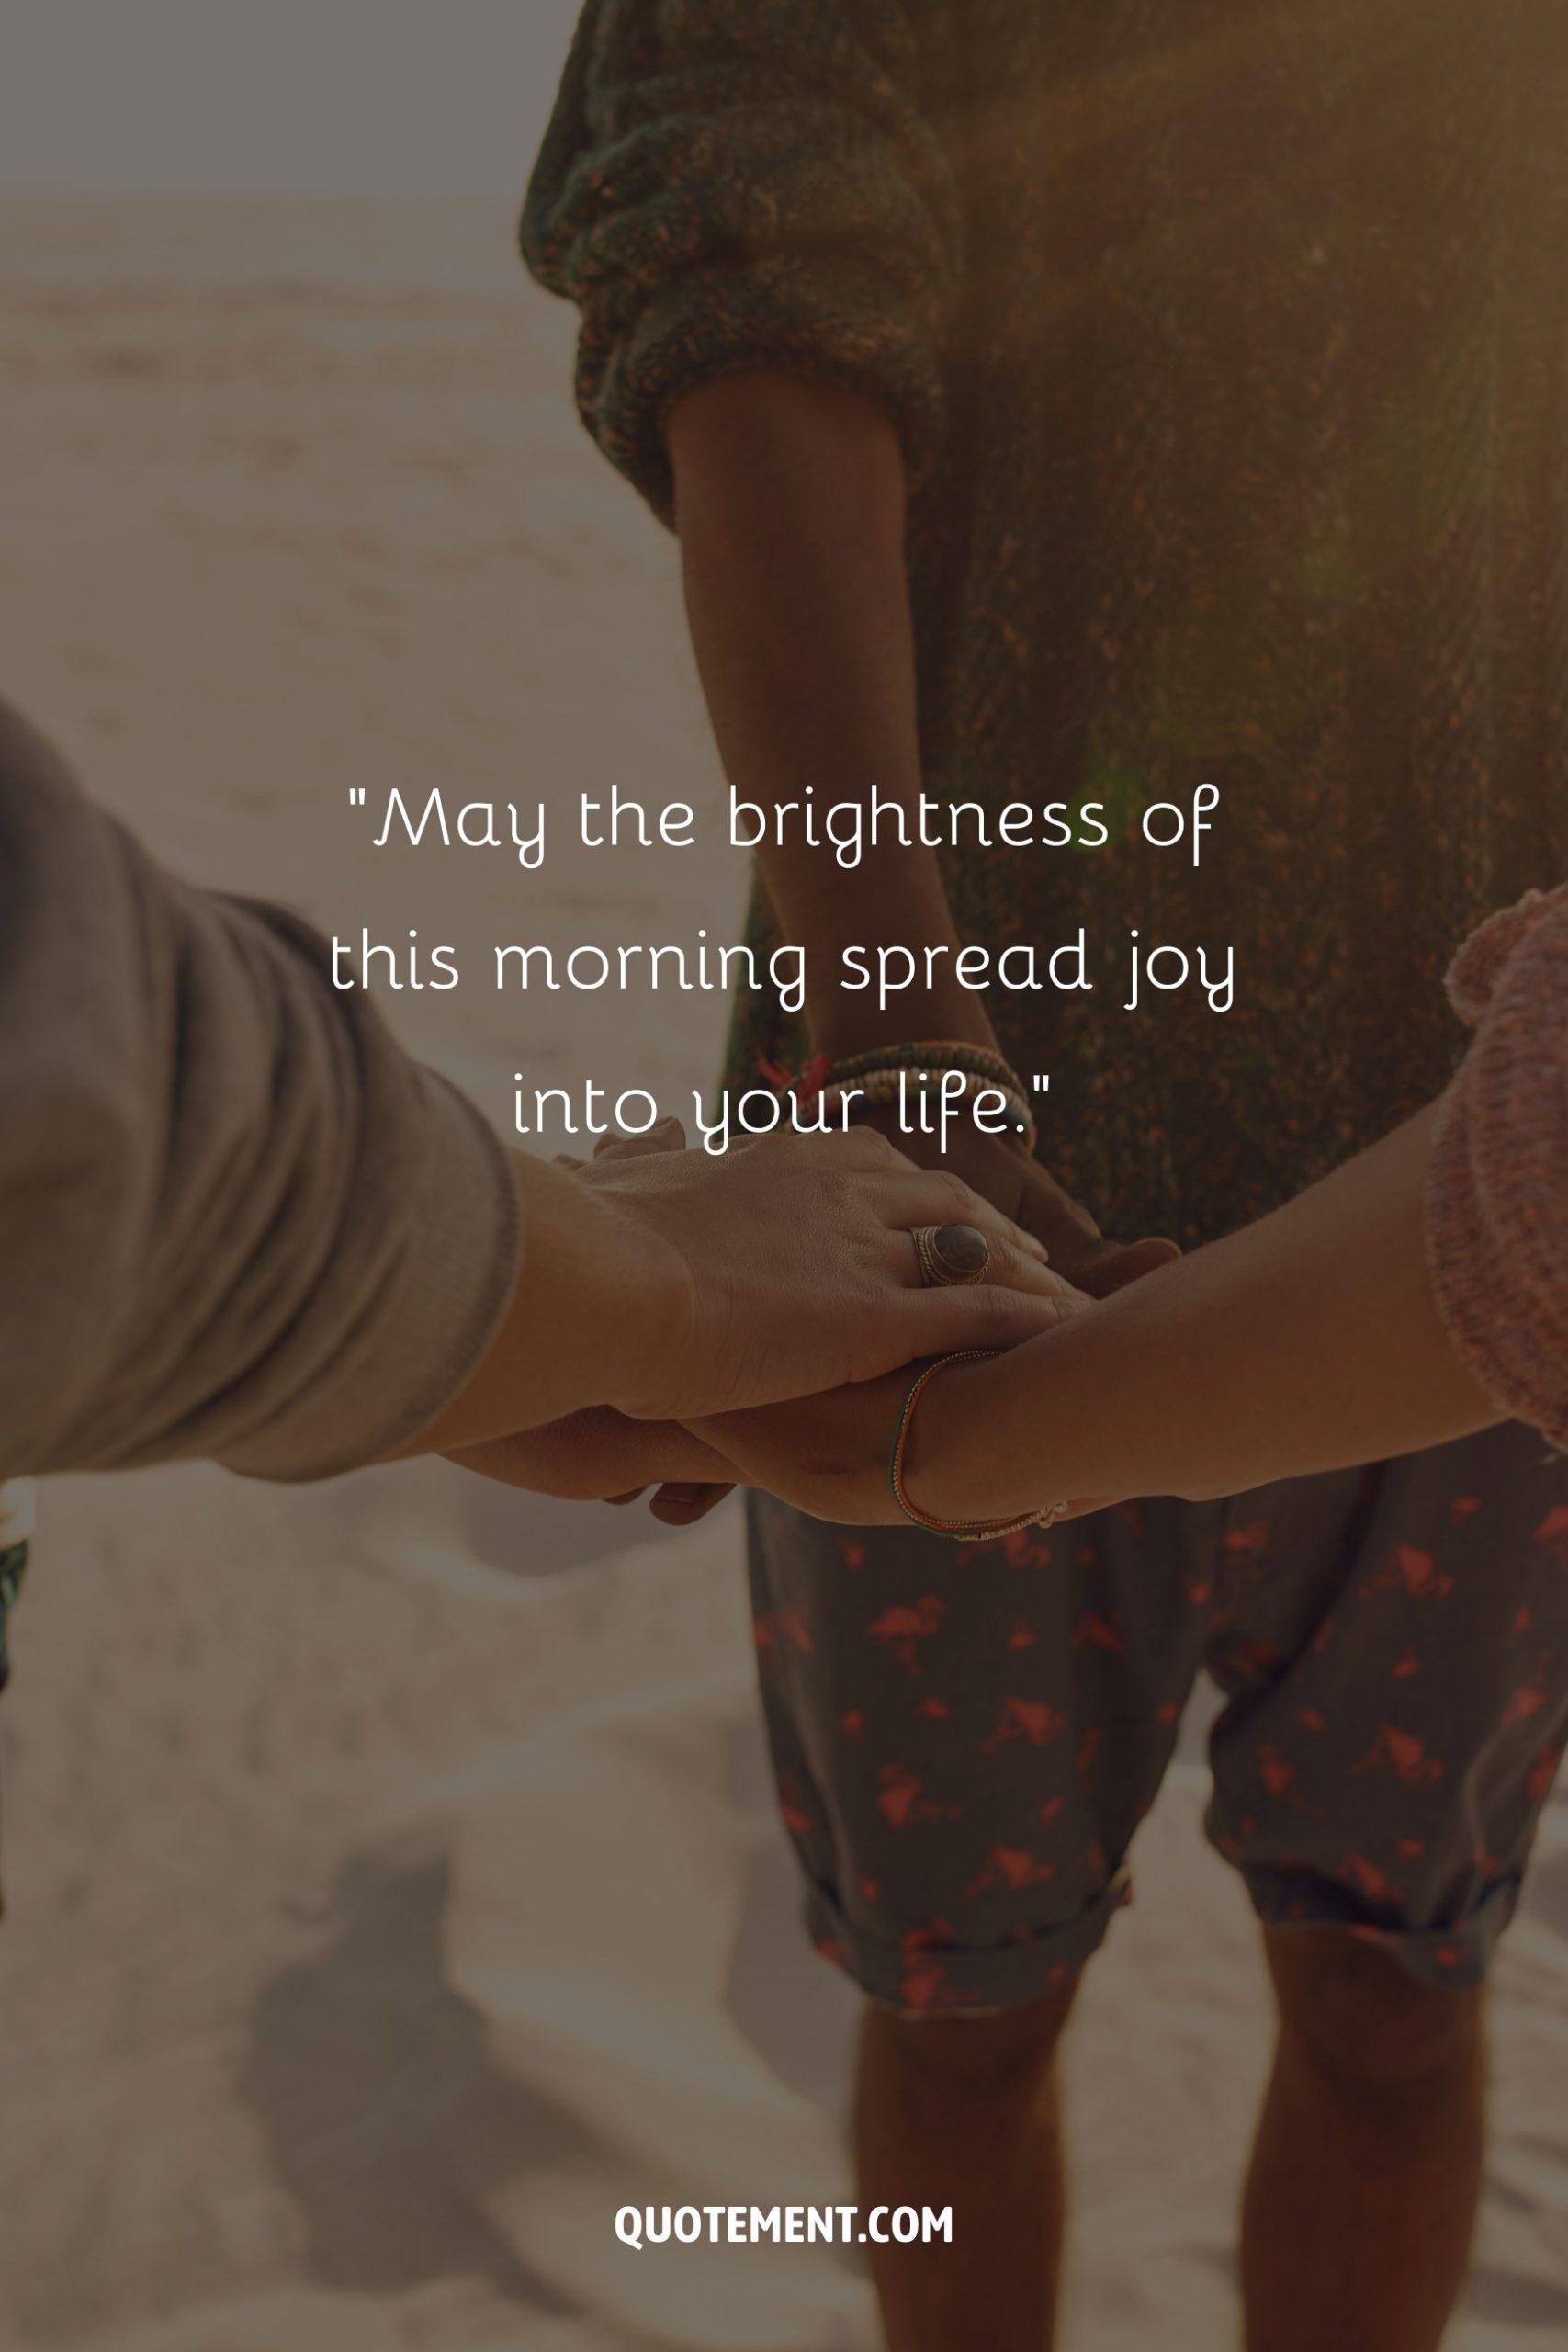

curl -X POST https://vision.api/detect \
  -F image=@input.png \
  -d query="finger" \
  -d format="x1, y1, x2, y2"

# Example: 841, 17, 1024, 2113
649, 1482, 737, 1527
1086, 1236, 1182, 1297
605, 1488, 650, 1508
977, 1234, 1080, 1299
592, 1116, 688, 1162
902, 1283, 1095, 1354
554, 1152, 589, 1171
880, 1225, 1073, 1302
877, 1173, 1055, 1264
827, 1123, 905, 1174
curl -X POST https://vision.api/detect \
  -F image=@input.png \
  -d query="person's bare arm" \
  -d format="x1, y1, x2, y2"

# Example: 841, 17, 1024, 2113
0, 698, 1072, 1492
402, 1120, 1075, 1459
444, 1406, 735, 1508
689, 1102, 1502, 1529
671, 374, 976, 1061
668, 375, 1176, 1293
908, 1102, 1501, 1518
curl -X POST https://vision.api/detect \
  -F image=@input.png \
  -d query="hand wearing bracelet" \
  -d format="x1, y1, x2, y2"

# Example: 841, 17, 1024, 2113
794, 1039, 1040, 1153
887, 1350, 1069, 1542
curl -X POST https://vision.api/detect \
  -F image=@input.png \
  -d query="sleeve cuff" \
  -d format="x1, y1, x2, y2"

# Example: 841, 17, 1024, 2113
579, 254, 948, 523
1425, 901, 1568, 1452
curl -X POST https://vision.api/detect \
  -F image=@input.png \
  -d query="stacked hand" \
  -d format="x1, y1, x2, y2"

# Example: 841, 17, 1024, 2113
845, 1106, 1178, 1303
453, 1115, 1171, 1528
454, 1124, 1089, 1508
565, 1116, 1089, 1418
449, 1374, 917, 1526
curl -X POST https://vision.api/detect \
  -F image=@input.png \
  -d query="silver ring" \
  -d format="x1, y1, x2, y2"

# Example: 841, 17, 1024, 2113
911, 1223, 991, 1288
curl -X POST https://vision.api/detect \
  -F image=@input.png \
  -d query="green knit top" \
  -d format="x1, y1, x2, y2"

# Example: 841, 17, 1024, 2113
525, 1, 1568, 1249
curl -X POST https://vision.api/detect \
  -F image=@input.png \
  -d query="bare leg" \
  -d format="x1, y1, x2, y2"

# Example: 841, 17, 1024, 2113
854, 1975, 1081, 2352
1241, 1926, 1486, 2352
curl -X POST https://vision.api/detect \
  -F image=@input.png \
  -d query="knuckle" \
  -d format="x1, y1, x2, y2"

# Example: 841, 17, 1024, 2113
967, 1284, 1010, 1325
822, 1164, 854, 1210
983, 1238, 1021, 1286
851, 1127, 897, 1172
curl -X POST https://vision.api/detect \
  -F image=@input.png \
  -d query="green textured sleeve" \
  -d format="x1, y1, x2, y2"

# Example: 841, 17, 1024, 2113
522, 0, 958, 521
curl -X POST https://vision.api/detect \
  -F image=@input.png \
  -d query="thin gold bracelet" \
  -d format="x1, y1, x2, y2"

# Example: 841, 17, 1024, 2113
887, 1351, 1069, 1543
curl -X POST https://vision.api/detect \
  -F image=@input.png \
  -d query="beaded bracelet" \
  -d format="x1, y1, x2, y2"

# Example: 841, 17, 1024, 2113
887, 1351, 1069, 1544
792, 1040, 1027, 1097
815, 1065, 1035, 1141
829, 1039, 1028, 1090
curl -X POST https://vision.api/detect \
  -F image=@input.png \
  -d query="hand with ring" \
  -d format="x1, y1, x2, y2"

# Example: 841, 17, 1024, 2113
557, 1118, 1086, 1419
446, 1122, 1092, 1511
909, 1222, 994, 1288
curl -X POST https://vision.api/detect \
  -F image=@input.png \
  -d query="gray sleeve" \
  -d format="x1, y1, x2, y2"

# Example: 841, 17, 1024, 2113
0, 700, 523, 1483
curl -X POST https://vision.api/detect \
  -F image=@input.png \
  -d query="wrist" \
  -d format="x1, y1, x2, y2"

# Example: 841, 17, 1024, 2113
897, 1355, 1010, 1522
428, 1156, 696, 1442
898, 1345, 1082, 1528
581, 1193, 698, 1419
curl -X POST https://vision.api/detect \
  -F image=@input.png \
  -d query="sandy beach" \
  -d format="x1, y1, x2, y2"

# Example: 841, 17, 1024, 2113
2, 189, 1567, 2352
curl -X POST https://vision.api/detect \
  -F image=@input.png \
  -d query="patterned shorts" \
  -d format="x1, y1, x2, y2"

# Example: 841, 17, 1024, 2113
748, 1420, 1568, 2008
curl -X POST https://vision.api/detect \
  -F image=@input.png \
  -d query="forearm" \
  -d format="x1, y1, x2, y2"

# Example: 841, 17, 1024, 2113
0, 715, 678, 1477
908, 1103, 1504, 1517
669, 373, 995, 1057
395, 1152, 684, 1456
0, 700, 528, 1485
446, 1407, 735, 1503
670, 372, 1157, 1290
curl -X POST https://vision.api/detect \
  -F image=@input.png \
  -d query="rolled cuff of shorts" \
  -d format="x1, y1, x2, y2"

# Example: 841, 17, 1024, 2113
1234, 1860, 1523, 1991
799, 1867, 1133, 2014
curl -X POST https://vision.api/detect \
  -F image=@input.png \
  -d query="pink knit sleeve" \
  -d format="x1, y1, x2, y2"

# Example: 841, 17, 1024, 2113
1425, 885, 1568, 1450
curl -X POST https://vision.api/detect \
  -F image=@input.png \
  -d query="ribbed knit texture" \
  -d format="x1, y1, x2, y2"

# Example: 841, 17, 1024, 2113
1427, 888, 1568, 1450
526, 1, 1568, 1248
